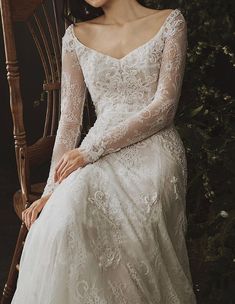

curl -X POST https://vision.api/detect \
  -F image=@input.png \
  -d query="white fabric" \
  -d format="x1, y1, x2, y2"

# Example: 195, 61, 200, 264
11, 8, 197, 303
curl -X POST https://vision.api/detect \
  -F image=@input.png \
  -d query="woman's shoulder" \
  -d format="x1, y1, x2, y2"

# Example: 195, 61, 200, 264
150, 8, 186, 33
63, 23, 74, 40
61, 24, 79, 53
161, 8, 187, 42
171, 8, 187, 25
164, 8, 187, 33
62, 22, 83, 43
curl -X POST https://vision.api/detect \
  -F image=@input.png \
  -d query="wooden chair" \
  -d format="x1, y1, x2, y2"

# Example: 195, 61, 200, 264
0, 0, 95, 302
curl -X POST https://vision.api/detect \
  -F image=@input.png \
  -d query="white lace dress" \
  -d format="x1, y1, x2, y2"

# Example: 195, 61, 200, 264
11, 8, 197, 304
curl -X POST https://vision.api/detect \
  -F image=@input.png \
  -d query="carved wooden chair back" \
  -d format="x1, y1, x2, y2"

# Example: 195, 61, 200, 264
0, 0, 94, 302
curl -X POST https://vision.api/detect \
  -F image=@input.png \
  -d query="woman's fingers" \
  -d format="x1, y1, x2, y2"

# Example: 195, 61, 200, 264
22, 209, 28, 225
24, 210, 31, 230
54, 156, 64, 172
59, 161, 76, 180
22, 197, 49, 230
54, 157, 66, 182
54, 149, 87, 183
59, 167, 73, 183
59, 165, 75, 183
22, 205, 37, 229
56, 159, 68, 181
30, 207, 39, 227
30, 208, 37, 223
22, 208, 28, 221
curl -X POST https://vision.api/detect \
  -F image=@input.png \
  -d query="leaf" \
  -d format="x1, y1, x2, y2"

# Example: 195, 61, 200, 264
190, 105, 204, 117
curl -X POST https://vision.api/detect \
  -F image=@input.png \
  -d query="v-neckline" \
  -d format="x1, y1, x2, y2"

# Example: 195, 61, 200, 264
70, 9, 179, 62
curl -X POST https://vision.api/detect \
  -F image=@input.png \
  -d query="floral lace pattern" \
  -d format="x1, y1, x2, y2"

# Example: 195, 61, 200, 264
12, 8, 197, 304
42, 8, 188, 196
75, 8, 188, 165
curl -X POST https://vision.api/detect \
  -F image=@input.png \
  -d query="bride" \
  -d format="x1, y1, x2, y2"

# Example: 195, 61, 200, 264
12, 0, 197, 303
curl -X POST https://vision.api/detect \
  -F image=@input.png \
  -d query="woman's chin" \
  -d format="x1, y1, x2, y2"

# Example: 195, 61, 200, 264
85, 0, 108, 9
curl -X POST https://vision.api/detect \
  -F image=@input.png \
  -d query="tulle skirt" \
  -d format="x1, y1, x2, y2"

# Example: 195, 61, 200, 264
11, 125, 197, 303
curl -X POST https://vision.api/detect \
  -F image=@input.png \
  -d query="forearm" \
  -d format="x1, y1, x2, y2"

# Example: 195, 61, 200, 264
78, 97, 177, 164
41, 120, 84, 198
42, 29, 87, 197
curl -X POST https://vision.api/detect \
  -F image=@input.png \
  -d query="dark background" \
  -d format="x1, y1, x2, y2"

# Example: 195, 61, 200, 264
1, 0, 235, 303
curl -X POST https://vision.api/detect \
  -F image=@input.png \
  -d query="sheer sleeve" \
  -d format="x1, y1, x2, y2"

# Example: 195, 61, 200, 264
78, 11, 188, 164
41, 28, 87, 198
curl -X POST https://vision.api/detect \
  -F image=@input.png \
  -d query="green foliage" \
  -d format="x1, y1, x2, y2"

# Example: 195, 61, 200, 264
142, 0, 235, 303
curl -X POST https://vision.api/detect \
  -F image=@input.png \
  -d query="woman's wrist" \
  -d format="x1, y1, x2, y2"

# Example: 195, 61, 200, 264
77, 147, 93, 165
40, 193, 52, 203
77, 144, 104, 164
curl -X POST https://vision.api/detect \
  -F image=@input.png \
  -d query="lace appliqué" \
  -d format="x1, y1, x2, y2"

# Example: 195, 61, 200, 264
74, 9, 188, 166
87, 189, 122, 271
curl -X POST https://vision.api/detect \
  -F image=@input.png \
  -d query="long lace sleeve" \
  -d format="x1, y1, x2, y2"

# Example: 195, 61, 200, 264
78, 12, 187, 164
41, 29, 87, 198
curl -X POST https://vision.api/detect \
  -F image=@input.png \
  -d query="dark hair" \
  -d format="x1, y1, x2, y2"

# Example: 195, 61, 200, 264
62, 0, 147, 24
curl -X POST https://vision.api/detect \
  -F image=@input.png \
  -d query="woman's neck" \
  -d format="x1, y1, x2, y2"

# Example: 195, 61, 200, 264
101, 0, 151, 25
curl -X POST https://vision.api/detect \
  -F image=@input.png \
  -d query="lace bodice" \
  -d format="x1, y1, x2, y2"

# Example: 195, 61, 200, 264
41, 8, 188, 197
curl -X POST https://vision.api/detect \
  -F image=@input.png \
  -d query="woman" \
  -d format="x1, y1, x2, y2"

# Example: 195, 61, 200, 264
12, 0, 197, 303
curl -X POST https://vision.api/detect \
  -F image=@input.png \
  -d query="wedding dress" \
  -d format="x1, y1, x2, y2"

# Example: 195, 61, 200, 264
11, 8, 197, 303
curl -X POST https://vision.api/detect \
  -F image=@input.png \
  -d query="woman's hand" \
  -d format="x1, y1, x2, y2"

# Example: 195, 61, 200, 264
22, 194, 51, 230
54, 148, 89, 184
